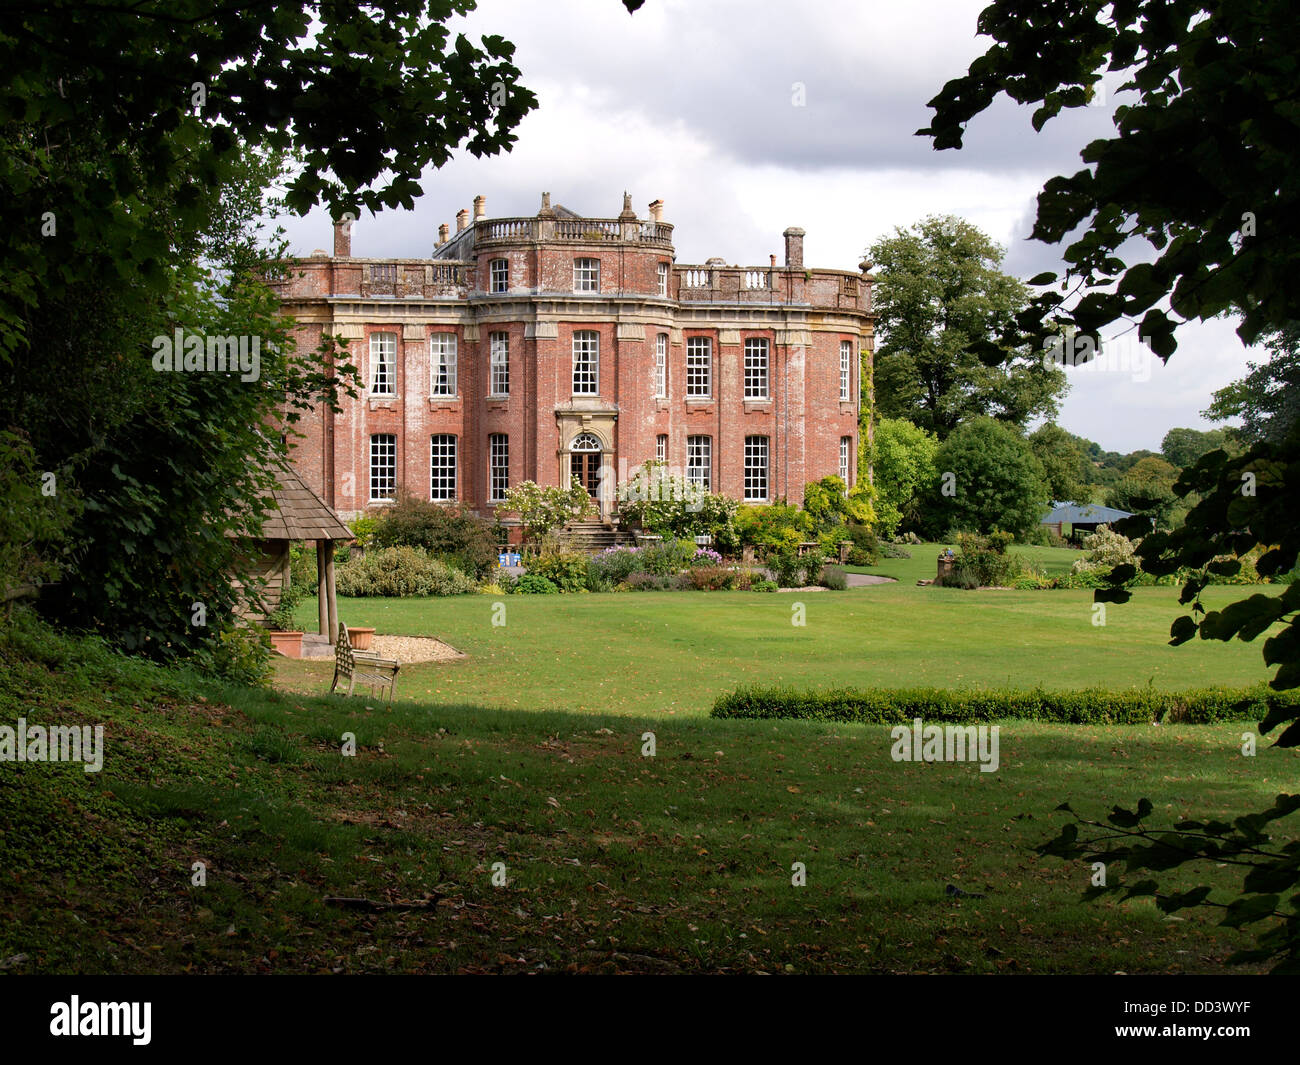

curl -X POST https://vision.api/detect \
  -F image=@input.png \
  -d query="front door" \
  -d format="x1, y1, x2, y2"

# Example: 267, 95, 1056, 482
570, 451, 601, 499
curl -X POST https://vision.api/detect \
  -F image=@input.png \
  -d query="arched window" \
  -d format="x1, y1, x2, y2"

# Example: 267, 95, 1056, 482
570, 431, 602, 452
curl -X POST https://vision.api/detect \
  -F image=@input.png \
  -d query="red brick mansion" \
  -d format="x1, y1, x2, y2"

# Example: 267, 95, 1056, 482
273, 193, 874, 533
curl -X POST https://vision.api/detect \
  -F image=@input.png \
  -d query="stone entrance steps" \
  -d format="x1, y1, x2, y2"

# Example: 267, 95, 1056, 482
558, 520, 637, 552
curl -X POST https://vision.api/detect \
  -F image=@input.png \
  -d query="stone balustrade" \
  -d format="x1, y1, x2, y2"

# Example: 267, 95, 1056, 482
474, 216, 675, 247
673, 264, 871, 310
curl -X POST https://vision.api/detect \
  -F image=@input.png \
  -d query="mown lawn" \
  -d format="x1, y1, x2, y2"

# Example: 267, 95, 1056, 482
279, 567, 1279, 718
6, 554, 1294, 975
844, 541, 1084, 583
3, 619, 1296, 975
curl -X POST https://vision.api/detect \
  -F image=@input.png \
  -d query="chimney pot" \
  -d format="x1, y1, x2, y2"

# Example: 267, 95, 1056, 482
769, 254, 776, 268
649, 199, 664, 223
783, 227, 805, 269
456, 209, 469, 233
438, 223, 450, 246
473, 195, 486, 221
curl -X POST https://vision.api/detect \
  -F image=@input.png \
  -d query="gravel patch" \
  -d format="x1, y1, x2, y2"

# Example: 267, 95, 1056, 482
369, 634, 465, 664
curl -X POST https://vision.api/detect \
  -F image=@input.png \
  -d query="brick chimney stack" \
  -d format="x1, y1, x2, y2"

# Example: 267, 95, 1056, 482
783, 227, 805, 269
473, 195, 486, 221
333, 218, 352, 257
649, 199, 664, 223
456, 208, 469, 232
438, 223, 449, 246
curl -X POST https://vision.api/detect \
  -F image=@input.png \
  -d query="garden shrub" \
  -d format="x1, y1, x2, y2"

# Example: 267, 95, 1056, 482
638, 538, 696, 576
945, 530, 1021, 587
1070, 525, 1140, 578
585, 546, 646, 591
736, 499, 812, 553
334, 546, 477, 597
686, 565, 734, 591
769, 547, 821, 588
527, 551, 589, 593
1182, 547, 1267, 586
751, 579, 779, 592
819, 565, 849, 590
843, 523, 878, 565
617, 461, 740, 548
1051, 568, 1108, 590
369, 493, 499, 579
711, 684, 1300, 726
622, 572, 670, 592
266, 578, 306, 630
190, 625, 271, 687
495, 477, 595, 542
288, 543, 318, 594
690, 547, 725, 568
880, 541, 913, 559
934, 568, 980, 590
348, 515, 378, 550
514, 573, 560, 595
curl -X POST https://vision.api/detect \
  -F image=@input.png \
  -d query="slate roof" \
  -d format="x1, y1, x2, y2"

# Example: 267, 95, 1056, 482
1041, 501, 1134, 525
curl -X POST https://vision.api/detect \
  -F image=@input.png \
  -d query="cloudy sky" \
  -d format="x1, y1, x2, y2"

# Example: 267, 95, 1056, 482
282, 0, 1258, 454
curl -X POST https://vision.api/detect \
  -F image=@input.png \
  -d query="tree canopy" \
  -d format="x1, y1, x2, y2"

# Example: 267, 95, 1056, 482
1, 0, 535, 362
1028, 423, 1090, 503
869, 417, 939, 538
869, 215, 1067, 439
1205, 325, 1300, 446
0, 1, 539, 666
1160, 426, 1234, 469
927, 417, 1049, 539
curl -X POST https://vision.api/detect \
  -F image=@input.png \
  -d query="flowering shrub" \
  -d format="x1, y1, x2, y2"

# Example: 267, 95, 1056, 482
495, 477, 594, 541
617, 460, 740, 550
1070, 524, 1140, 575
588, 545, 643, 584
638, 538, 696, 576
690, 547, 724, 567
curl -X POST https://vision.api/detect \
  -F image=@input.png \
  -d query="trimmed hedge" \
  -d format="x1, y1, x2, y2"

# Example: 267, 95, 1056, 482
710, 684, 1300, 726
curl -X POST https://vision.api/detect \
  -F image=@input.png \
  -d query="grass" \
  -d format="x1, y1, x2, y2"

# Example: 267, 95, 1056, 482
5, 549, 1295, 975
279, 550, 1279, 718
3, 614, 1297, 974
844, 542, 1084, 583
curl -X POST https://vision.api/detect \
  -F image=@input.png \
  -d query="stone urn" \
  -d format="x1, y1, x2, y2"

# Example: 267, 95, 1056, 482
347, 626, 375, 651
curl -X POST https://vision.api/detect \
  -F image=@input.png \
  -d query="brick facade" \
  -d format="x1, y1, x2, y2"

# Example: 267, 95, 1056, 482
273, 193, 874, 535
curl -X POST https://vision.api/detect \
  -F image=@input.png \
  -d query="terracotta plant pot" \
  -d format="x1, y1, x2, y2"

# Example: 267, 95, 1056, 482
269, 630, 303, 659
347, 626, 375, 651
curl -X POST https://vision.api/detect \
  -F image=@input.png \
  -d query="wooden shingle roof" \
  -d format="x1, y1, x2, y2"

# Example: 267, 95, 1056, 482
258, 463, 353, 542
